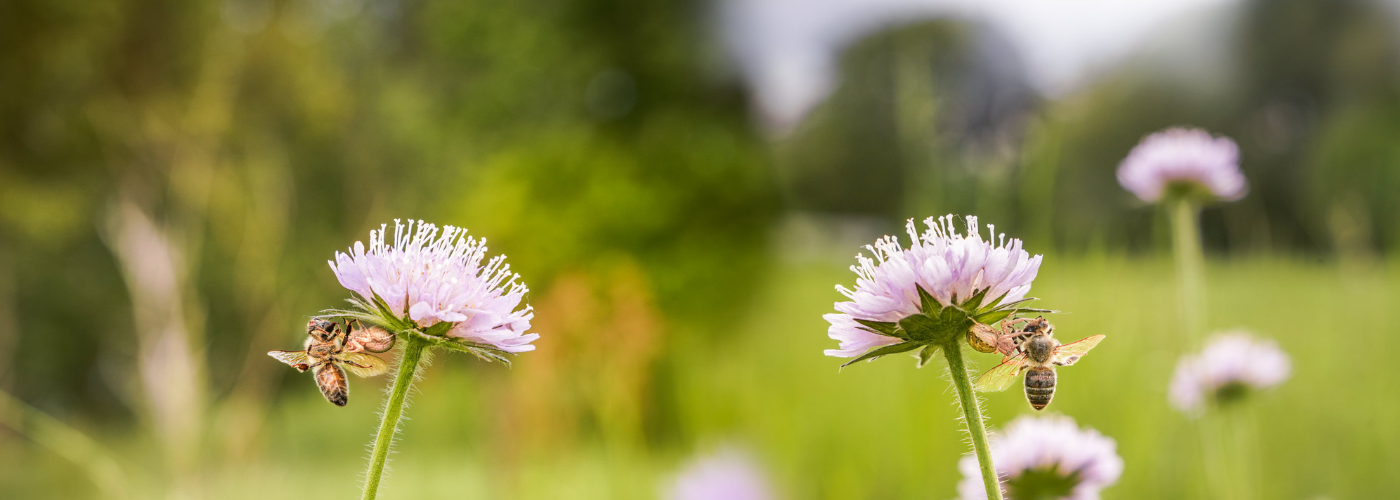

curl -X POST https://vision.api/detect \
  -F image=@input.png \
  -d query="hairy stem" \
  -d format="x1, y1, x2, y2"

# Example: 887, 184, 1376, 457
361, 336, 428, 500
1169, 197, 1207, 343
943, 342, 1003, 500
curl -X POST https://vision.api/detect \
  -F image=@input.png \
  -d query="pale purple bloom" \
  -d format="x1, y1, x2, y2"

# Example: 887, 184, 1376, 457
1169, 331, 1291, 415
1116, 128, 1246, 203
667, 449, 774, 500
958, 415, 1124, 500
825, 215, 1042, 357
328, 219, 538, 353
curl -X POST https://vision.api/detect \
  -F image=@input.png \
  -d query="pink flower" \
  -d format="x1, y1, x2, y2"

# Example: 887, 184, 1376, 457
328, 220, 538, 353
1116, 128, 1246, 203
667, 448, 774, 500
958, 415, 1124, 500
1169, 331, 1291, 415
825, 215, 1042, 357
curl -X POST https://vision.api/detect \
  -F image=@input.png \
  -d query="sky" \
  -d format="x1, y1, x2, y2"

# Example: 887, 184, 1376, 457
717, 0, 1241, 133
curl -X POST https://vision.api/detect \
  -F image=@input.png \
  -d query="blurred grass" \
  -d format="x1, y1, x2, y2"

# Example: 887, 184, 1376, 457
2, 255, 1395, 499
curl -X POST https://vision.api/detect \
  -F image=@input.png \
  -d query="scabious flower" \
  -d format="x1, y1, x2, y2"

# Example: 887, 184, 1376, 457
1116, 128, 1246, 203
824, 215, 1042, 358
958, 415, 1124, 500
328, 219, 538, 353
667, 448, 774, 500
1169, 331, 1291, 415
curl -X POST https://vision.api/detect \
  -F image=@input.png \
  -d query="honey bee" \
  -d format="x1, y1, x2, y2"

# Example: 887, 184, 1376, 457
268, 318, 396, 406
973, 317, 1104, 410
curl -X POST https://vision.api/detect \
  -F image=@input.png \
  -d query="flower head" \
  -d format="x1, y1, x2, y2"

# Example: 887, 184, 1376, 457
824, 215, 1042, 358
667, 448, 773, 500
328, 219, 538, 353
1169, 331, 1291, 415
958, 415, 1124, 500
1116, 128, 1246, 203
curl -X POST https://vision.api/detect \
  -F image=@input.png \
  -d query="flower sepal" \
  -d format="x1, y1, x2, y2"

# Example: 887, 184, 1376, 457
422, 336, 515, 365
1163, 180, 1223, 205
852, 318, 906, 340
898, 307, 970, 344
915, 344, 941, 368
420, 321, 454, 337
1004, 466, 1080, 500
1211, 382, 1251, 408
839, 340, 925, 368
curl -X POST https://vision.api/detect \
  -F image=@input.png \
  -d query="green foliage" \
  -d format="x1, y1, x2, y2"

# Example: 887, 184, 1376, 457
16, 257, 1372, 499
0, 0, 778, 416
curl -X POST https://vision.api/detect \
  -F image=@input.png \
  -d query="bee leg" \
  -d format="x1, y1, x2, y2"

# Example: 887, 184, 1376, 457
1000, 317, 1030, 331
1013, 335, 1033, 353
1008, 332, 1034, 347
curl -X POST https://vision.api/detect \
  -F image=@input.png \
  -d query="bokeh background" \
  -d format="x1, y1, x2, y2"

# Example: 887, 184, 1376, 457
3, 0, 1400, 498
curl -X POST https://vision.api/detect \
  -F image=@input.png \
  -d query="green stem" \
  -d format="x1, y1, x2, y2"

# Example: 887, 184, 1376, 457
1199, 412, 1229, 499
943, 342, 1004, 500
1169, 197, 1207, 344
361, 336, 428, 500
1224, 405, 1258, 500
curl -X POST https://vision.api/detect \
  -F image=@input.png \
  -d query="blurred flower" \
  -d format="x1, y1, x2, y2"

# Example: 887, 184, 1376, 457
958, 415, 1124, 500
1116, 128, 1246, 203
1169, 331, 1291, 415
667, 448, 774, 500
824, 215, 1042, 358
329, 219, 538, 353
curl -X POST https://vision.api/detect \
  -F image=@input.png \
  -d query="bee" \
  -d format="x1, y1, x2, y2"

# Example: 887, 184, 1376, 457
973, 317, 1104, 410
268, 318, 396, 406
967, 317, 1036, 355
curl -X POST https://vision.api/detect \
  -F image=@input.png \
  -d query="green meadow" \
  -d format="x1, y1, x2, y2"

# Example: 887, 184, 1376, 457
5, 257, 1391, 499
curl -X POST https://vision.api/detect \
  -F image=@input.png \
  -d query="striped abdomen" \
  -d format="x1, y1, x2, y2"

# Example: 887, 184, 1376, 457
1024, 367, 1056, 410
314, 363, 349, 407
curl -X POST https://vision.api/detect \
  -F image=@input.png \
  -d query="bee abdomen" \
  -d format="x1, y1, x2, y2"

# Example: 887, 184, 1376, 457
1024, 367, 1056, 411
315, 364, 350, 407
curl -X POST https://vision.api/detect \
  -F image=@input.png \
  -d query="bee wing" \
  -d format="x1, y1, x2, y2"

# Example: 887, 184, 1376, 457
347, 325, 396, 353
975, 353, 1028, 392
267, 350, 310, 372
1052, 335, 1106, 366
340, 353, 389, 378
313, 363, 349, 406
